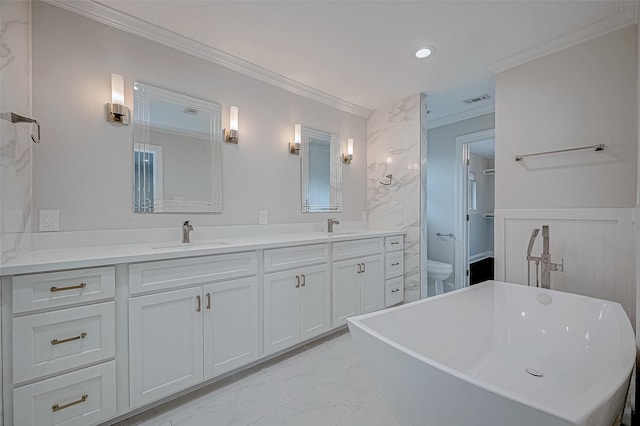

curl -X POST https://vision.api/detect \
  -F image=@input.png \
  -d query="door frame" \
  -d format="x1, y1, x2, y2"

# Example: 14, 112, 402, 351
454, 129, 495, 289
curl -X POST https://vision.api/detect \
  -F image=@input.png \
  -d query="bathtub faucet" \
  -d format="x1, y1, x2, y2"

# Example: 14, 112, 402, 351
526, 225, 563, 289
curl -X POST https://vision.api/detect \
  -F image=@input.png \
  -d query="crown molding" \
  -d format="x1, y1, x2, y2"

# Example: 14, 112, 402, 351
488, 1, 638, 74
44, 0, 372, 118
426, 103, 495, 130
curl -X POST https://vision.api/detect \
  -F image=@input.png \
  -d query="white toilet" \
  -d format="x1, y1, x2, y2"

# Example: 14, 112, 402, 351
427, 259, 453, 295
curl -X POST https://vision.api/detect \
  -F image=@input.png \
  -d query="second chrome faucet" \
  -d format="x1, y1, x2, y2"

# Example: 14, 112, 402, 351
327, 218, 340, 233
182, 221, 194, 243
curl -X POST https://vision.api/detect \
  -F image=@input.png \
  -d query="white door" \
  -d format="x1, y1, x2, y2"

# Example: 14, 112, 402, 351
203, 276, 259, 379
299, 264, 331, 341
263, 270, 300, 355
360, 255, 385, 314
332, 259, 360, 327
129, 287, 203, 407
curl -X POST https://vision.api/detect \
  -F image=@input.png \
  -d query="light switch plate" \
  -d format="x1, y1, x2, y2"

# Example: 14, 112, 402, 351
259, 211, 268, 225
39, 210, 59, 232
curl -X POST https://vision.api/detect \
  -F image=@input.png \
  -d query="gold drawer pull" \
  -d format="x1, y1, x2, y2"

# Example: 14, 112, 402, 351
295, 275, 300, 288
196, 295, 201, 312
391, 288, 400, 293
206, 293, 211, 310
362, 263, 366, 273
50, 283, 86, 292
391, 262, 400, 266
52, 394, 88, 412
301, 274, 306, 287
51, 332, 87, 346
391, 241, 400, 245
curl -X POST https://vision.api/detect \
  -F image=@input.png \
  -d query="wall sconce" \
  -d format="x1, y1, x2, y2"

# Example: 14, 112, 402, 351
343, 138, 354, 164
289, 124, 301, 155
106, 73, 130, 125
224, 106, 239, 143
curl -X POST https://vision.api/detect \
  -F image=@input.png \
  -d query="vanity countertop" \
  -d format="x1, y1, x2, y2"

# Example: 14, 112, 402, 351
0, 229, 404, 276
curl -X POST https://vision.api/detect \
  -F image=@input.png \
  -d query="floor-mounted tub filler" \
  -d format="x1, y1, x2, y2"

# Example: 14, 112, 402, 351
348, 281, 635, 426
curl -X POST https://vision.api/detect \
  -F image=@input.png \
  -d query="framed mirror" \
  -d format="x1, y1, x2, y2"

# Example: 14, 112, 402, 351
301, 126, 342, 213
133, 82, 222, 213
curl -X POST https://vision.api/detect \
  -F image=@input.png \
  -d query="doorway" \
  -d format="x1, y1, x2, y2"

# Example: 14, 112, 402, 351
455, 129, 495, 289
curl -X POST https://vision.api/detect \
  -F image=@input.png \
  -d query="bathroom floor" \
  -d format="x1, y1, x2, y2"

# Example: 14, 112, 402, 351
114, 330, 399, 426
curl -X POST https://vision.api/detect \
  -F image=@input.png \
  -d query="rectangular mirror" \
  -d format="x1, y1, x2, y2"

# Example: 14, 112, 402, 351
301, 126, 342, 213
133, 81, 222, 213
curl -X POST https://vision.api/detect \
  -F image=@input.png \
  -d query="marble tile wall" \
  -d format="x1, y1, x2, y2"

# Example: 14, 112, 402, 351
367, 94, 422, 302
0, 2, 31, 421
0, 0, 33, 266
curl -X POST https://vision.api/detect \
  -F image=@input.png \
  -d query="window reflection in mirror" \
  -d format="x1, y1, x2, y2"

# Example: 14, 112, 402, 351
133, 82, 222, 213
301, 126, 342, 213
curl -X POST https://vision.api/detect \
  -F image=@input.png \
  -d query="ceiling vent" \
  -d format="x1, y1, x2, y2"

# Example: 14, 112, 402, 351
462, 94, 492, 105
183, 107, 199, 115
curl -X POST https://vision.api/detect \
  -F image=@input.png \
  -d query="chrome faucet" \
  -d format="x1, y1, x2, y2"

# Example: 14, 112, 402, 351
182, 221, 193, 243
526, 225, 563, 289
327, 218, 340, 233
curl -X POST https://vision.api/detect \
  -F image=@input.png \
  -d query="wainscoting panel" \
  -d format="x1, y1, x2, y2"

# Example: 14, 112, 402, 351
494, 209, 634, 323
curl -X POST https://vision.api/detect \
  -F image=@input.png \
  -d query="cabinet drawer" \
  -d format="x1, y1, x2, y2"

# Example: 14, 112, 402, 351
264, 244, 329, 272
385, 235, 404, 252
332, 238, 383, 261
13, 267, 115, 314
13, 302, 115, 384
385, 277, 404, 307
13, 361, 116, 426
385, 252, 404, 280
129, 251, 257, 295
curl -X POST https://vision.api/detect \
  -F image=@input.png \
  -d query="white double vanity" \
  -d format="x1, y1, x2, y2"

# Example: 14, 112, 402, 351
0, 228, 404, 425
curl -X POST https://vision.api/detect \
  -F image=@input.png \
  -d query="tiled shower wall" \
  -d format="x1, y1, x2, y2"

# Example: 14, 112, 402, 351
1, 0, 33, 265
367, 94, 421, 302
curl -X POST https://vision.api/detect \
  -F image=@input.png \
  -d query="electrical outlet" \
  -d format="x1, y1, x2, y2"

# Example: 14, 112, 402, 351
259, 211, 268, 225
39, 210, 59, 232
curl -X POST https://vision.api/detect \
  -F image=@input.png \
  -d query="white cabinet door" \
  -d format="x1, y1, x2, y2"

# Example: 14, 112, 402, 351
299, 264, 331, 341
264, 270, 300, 355
361, 255, 385, 314
129, 287, 203, 407
203, 277, 259, 379
332, 259, 360, 327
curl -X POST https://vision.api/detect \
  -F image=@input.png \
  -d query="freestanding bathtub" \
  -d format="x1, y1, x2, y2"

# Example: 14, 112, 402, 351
348, 281, 635, 426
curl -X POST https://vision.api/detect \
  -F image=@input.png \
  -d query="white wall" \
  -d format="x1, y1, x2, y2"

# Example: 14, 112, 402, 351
494, 25, 637, 325
495, 25, 637, 209
367, 94, 421, 302
31, 2, 367, 232
425, 113, 495, 285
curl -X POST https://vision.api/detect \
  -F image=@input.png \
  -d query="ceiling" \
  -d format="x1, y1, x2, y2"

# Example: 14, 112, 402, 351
469, 138, 495, 160
75, 0, 637, 121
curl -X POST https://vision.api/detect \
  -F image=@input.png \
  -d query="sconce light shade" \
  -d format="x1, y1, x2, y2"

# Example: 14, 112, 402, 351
289, 123, 301, 155
343, 138, 354, 163
225, 106, 239, 143
106, 73, 130, 125
111, 74, 124, 105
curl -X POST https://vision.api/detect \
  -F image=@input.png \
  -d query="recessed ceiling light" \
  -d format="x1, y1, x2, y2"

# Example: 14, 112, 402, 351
415, 45, 436, 59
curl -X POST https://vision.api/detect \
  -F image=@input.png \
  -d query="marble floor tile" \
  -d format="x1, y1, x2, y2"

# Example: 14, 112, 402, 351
270, 345, 360, 397
170, 374, 291, 426
334, 334, 358, 356
321, 364, 379, 411
337, 397, 400, 426
248, 386, 352, 426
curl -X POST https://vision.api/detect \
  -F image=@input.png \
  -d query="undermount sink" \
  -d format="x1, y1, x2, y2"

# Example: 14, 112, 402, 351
152, 240, 230, 250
